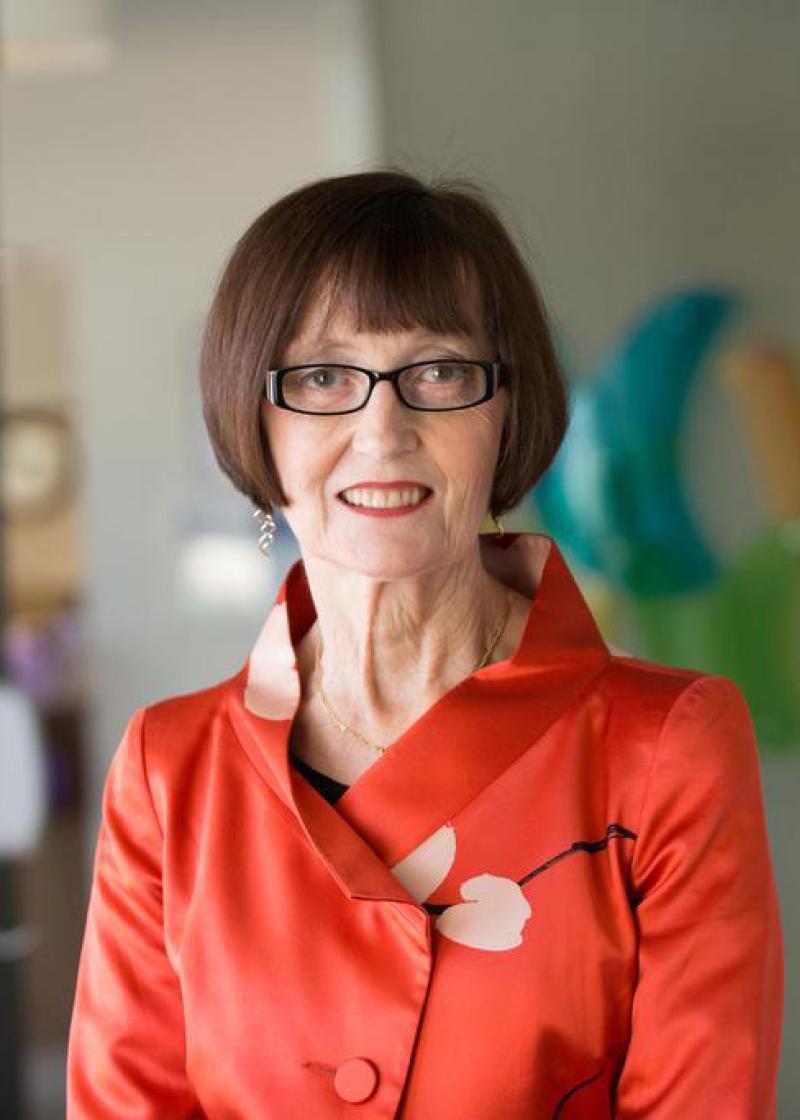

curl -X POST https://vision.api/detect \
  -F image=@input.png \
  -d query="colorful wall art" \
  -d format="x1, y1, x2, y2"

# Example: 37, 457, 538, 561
532, 287, 800, 751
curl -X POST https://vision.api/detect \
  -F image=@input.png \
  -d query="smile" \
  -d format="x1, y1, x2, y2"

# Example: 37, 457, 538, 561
337, 486, 434, 516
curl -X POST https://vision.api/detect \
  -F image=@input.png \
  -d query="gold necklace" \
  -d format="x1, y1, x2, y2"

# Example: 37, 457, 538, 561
314, 587, 513, 756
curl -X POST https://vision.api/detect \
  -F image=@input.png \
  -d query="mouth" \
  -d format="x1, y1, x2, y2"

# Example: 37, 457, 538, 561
337, 485, 434, 511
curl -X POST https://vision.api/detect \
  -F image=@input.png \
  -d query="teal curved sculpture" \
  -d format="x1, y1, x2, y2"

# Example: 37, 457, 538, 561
535, 287, 742, 595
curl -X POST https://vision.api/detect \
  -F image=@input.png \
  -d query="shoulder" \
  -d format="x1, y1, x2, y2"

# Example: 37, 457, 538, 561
613, 654, 759, 792
595, 647, 756, 781
133, 671, 243, 787
112, 671, 245, 837
599, 642, 707, 724
142, 673, 236, 737
594, 655, 762, 878
622, 667, 767, 914
601, 641, 748, 719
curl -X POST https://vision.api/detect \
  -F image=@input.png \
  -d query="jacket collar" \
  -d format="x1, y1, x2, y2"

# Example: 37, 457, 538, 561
225, 531, 611, 905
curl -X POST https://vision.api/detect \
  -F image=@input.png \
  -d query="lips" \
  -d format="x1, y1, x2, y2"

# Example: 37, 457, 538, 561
337, 482, 433, 495
336, 485, 434, 513
337, 489, 433, 507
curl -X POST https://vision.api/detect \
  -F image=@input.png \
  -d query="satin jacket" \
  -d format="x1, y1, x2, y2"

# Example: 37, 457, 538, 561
66, 531, 784, 1119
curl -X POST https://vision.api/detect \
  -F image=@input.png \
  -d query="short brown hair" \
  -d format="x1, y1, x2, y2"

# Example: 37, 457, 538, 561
199, 168, 569, 519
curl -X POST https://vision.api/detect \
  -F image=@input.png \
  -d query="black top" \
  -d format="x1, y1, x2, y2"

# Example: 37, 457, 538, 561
289, 750, 350, 805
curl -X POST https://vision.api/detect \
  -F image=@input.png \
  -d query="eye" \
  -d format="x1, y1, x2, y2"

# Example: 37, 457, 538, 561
416, 361, 471, 382
296, 366, 357, 390
280, 365, 369, 413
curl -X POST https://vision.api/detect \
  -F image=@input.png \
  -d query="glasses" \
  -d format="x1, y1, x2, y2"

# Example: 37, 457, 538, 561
264, 359, 504, 415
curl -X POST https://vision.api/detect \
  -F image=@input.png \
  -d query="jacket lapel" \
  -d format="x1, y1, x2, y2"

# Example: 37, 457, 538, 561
225, 532, 610, 905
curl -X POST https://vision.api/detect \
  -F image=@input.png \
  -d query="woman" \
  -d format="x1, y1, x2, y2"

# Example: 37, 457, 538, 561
67, 170, 784, 1118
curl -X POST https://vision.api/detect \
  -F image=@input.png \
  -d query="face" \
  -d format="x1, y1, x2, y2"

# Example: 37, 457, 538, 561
260, 293, 508, 581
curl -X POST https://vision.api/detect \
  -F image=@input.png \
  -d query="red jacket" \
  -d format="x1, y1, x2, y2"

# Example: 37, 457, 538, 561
67, 531, 784, 1118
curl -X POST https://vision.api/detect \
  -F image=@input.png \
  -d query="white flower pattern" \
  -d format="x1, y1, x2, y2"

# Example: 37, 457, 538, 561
390, 823, 532, 952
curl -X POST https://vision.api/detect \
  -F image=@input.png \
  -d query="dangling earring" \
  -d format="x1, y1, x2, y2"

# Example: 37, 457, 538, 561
491, 512, 505, 537
253, 507, 277, 556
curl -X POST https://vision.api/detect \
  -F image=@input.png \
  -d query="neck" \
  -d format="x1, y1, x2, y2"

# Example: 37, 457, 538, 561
297, 545, 515, 725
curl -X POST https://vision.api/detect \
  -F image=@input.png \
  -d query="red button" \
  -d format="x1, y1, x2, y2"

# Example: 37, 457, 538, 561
333, 1056, 379, 1103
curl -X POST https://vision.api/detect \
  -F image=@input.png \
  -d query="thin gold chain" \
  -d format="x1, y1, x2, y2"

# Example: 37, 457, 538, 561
314, 587, 513, 756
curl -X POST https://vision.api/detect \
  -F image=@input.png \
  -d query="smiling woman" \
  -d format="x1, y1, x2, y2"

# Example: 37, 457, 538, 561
66, 169, 783, 1119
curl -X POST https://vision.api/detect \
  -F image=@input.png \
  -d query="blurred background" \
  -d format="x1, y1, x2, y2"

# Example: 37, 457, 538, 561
0, 1, 798, 1116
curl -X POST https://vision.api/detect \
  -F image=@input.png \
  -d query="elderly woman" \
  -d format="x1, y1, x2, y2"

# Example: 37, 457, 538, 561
67, 170, 783, 1118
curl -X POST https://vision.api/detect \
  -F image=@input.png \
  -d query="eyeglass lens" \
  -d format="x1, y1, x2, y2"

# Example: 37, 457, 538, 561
280, 361, 487, 413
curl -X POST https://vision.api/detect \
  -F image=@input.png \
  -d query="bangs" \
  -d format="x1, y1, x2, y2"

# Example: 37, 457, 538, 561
274, 193, 500, 359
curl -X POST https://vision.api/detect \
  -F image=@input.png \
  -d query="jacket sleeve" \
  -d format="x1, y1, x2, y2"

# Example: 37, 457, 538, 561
614, 675, 784, 1119
67, 707, 206, 1118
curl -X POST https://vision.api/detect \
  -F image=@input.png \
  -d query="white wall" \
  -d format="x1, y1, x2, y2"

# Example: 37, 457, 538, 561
374, 1, 799, 1112
0, 0, 381, 861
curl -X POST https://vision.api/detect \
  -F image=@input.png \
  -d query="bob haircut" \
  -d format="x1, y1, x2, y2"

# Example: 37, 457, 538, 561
199, 168, 569, 520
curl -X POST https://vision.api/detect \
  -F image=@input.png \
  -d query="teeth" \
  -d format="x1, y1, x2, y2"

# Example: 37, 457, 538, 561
341, 487, 428, 509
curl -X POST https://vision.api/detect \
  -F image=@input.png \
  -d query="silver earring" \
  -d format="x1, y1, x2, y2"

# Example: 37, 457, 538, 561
252, 507, 277, 556
491, 512, 505, 536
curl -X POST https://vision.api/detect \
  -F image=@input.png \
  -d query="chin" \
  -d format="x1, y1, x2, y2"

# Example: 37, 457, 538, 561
335, 542, 436, 580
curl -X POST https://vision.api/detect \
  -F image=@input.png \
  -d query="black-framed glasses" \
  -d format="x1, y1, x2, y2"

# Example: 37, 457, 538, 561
264, 359, 504, 415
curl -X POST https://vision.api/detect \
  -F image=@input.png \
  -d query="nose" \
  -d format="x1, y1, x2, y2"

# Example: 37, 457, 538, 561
350, 378, 418, 455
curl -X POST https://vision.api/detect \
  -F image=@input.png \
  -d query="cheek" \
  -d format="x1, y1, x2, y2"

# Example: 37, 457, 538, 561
459, 407, 505, 460
438, 418, 503, 495
470, 406, 506, 484
262, 409, 327, 482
